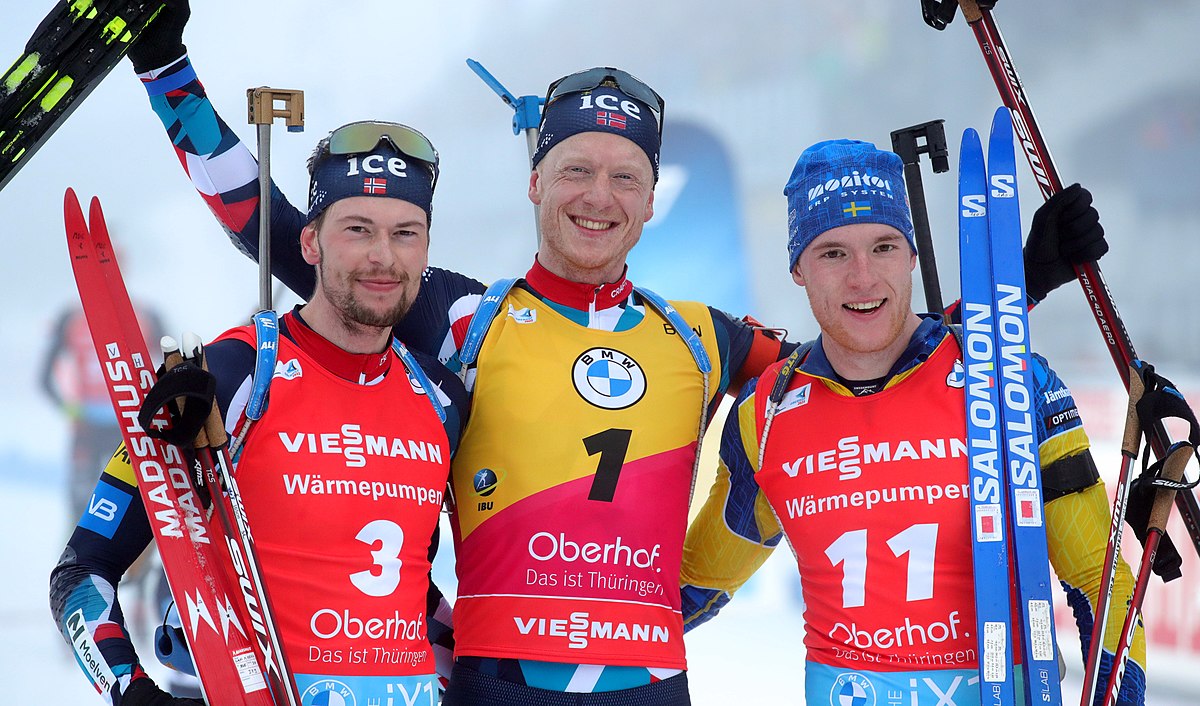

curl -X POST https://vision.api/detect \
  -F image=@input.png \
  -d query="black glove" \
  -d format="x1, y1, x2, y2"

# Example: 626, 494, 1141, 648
1023, 183, 1107, 302
122, 677, 204, 706
127, 0, 191, 73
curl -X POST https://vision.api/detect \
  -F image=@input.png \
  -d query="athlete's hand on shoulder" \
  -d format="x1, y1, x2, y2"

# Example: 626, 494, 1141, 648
127, 0, 191, 73
122, 677, 204, 706
1023, 183, 1107, 302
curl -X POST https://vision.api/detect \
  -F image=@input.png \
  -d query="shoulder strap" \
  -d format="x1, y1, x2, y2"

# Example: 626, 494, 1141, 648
245, 310, 279, 421
391, 339, 447, 424
947, 323, 964, 353
634, 286, 712, 375
768, 340, 814, 405
459, 277, 520, 366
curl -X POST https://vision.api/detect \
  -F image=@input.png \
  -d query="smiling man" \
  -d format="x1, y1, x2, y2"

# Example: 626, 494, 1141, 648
681, 140, 1146, 706
50, 124, 469, 706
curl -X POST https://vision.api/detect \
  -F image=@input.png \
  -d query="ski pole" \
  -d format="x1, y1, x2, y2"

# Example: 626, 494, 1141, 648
1078, 362, 1147, 706
1099, 440, 1194, 706
247, 87, 305, 312
930, 0, 1200, 559
891, 119, 950, 319
466, 59, 545, 243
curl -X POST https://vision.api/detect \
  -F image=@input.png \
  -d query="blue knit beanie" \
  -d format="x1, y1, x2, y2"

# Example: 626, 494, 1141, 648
784, 139, 914, 271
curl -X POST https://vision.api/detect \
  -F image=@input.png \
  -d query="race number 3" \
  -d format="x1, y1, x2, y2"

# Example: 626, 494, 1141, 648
350, 519, 405, 597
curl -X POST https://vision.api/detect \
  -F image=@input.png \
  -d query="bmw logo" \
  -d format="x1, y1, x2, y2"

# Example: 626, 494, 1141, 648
829, 673, 875, 706
303, 679, 356, 706
571, 348, 646, 410
473, 468, 498, 497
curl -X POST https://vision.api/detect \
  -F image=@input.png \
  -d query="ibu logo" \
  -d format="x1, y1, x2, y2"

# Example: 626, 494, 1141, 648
572, 348, 646, 410
474, 468, 498, 512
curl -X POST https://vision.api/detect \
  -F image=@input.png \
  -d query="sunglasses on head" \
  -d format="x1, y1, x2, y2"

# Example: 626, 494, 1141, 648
542, 67, 665, 135
327, 121, 440, 188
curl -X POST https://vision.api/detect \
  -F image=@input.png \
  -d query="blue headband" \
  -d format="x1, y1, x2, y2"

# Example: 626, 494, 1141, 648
531, 86, 661, 181
306, 142, 436, 225
784, 139, 915, 271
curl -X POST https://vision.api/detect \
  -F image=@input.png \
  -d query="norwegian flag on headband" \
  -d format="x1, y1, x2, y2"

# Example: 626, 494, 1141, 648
363, 177, 388, 194
596, 111, 627, 130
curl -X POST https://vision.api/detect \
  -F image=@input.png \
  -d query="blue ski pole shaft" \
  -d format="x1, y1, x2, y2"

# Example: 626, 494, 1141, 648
466, 59, 544, 243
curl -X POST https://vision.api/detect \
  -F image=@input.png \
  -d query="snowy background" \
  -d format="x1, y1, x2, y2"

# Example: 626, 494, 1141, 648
2, 1, 1198, 704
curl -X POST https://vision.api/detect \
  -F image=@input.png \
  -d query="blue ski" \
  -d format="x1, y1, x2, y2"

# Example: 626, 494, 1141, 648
986, 106, 1063, 706
959, 125, 1018, 706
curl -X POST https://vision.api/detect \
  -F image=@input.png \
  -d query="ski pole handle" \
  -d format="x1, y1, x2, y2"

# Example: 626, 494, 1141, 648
958, 0, 984, 22
247, 87, 305, 313
1147, 443, 1193, 533
1121, 364, 1146, 457
891, 120, 949, 319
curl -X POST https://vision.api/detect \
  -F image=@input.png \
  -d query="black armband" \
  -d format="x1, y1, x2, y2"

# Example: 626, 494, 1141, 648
1041, 451, 1101, 502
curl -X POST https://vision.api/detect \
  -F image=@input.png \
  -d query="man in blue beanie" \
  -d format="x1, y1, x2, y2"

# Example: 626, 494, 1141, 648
683, 139, 1146, 705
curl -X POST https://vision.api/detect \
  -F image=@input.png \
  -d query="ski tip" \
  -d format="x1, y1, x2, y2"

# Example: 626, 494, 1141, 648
960, 127, 982, 151
87, 194, 107, 233
63, 186, 80, 213
989, 106, 1014, 139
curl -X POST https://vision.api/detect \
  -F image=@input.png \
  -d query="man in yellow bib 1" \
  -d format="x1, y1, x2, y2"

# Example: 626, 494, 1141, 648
680, 139, 1145, 706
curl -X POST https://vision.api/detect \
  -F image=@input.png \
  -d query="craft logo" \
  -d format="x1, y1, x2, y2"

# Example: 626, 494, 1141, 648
829, 672, 876, 706
572, 348, 646, 410
302, 678, 356, 706
274, 358, 302, 380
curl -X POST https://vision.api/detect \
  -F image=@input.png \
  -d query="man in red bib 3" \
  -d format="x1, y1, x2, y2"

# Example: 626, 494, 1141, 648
681, 140, 1146, 706
50, 123, 468, 706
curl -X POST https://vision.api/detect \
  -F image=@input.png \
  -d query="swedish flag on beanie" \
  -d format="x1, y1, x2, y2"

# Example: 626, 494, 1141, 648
532, 86, 661, 182
783, 139, 915, 272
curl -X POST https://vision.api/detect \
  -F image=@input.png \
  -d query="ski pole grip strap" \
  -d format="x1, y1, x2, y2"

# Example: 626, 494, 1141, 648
957, 0, 984, 22
1147, 443, 1193, 532
1122, 362, 1148, 456
1134, 362, 1200, 447
139, 362, 216, 447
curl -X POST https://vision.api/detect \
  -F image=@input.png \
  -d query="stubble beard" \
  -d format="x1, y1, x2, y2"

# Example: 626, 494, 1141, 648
318, 258, 413, 332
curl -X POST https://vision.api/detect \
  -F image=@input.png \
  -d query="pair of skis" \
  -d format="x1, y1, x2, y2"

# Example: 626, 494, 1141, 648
65, 188, 299, 705
960, 107, 1061, 706
1, 1, 162, 191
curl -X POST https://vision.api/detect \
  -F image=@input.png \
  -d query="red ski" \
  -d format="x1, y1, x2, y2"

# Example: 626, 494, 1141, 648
65, 188, 278, 706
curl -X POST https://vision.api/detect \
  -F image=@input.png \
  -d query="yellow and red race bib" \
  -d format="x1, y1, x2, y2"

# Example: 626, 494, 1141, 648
450, 290, 719, 669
